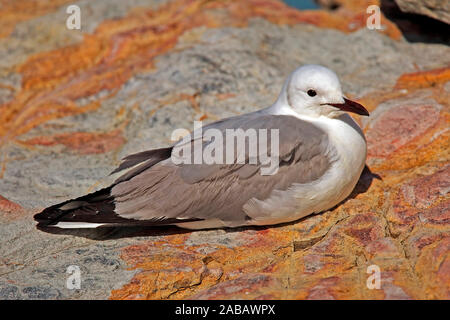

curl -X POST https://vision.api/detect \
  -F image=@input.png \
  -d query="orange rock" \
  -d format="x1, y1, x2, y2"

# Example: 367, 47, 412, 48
366, 104, 441, 158
401, 165, 450, 209
0, 195, 23, 214
0, 0, 73, 39
396, 67, 450, 90
414, 237, 450, 299
20, 130, 126, 155
0, 0, 402, 152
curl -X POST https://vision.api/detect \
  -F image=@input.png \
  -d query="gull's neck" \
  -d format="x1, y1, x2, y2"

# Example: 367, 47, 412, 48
266, 101, 365, 140
266, 102, 327, 124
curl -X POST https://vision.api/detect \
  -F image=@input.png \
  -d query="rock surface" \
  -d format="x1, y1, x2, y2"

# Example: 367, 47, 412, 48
0, 0, 449, 299
394, 0, 450, 24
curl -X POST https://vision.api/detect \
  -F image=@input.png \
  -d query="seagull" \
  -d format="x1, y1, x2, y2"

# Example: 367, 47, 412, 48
34, 64, 369, 230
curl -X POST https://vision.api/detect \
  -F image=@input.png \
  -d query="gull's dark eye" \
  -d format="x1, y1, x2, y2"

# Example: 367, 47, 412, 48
307, 89, 317, 97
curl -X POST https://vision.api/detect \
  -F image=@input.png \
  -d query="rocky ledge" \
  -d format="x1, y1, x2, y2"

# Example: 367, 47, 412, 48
395, 0, 450, 24
0, 0, 448, 299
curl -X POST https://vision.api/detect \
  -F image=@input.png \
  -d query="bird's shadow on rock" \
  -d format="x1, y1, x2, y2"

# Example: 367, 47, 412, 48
36, 223, 193, 241
347, 164, 382, 200
36, 165, 381, 240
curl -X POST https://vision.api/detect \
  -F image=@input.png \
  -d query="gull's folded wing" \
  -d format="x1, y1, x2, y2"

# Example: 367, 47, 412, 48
35, 112, 332, 229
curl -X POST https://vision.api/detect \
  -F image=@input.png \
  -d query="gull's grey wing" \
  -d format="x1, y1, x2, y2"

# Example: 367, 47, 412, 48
112, 147, 173, 184
35, 113, 334, 228
111, 114, 333, 226
110, 148, 172, 175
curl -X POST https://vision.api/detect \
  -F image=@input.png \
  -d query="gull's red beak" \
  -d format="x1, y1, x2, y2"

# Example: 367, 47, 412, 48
327, 98, 369, 116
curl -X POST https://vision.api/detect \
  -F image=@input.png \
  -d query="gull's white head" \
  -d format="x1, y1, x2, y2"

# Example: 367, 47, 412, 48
276, 64, 369, 118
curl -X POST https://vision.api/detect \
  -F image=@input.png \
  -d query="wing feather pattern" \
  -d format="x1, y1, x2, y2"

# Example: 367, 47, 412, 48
34, 112, 332, 229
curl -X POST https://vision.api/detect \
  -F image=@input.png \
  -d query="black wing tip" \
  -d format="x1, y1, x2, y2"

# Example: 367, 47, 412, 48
34, 205, 66, 227
33, 187, 115, 227
34, 205, 204, 229
33, 181, 205, 230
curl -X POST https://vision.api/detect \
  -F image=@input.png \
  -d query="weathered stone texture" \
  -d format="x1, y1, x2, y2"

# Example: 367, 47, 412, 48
395, 0, 450, 24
